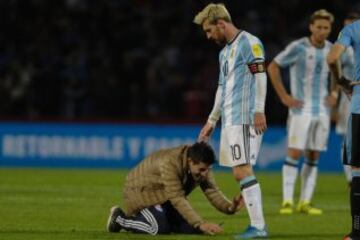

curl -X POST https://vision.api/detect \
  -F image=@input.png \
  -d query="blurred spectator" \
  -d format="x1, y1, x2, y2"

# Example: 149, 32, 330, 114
0, 0, 359, 124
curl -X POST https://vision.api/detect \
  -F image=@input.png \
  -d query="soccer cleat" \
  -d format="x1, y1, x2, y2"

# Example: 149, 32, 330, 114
296, 201, 322, 215
234, 225, 269, 239
107, 206, 125, 232
279, 201, 293, 215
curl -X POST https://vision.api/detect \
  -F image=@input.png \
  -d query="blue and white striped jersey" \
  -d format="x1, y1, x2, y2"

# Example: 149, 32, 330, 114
337, 19, 360, 114
219, 31, 265, 127
274, 37, 332, 116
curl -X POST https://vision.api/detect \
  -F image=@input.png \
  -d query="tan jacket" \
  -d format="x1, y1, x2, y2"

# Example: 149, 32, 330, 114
123, 145, 234, 228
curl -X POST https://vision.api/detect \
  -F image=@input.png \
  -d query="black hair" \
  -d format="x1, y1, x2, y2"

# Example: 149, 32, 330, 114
345, 12, 360, 21
187, 142, 216, 165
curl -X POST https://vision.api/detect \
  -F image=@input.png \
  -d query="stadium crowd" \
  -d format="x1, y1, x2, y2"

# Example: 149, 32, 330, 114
1, 0, 359, 123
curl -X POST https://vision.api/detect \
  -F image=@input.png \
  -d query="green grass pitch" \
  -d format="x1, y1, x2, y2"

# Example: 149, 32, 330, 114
0, 168, 351, 240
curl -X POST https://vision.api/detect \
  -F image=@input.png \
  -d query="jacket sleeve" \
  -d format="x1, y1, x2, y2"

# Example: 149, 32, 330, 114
200, 171, 234, 214
159, 159, 205, 228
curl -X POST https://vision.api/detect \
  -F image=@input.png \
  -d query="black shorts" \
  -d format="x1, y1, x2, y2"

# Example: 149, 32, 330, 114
343, 113, 360, 167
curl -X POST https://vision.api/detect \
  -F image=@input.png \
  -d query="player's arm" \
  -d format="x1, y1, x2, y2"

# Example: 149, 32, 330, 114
268, 41, 303, 108
327, 43, 353, 92
198, 85, 222, 142
267, 61, 303, 108
200, 171, 244, 214
249, 61, 267, 134
160, 159, 222, 235
208, 85, 222, 126
327, 25, 360, 93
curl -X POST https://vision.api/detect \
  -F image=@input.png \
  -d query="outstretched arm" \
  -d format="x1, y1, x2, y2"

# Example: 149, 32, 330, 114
200, 171, 244, 214
198, 85, 222, 142
160, 160, 223, 235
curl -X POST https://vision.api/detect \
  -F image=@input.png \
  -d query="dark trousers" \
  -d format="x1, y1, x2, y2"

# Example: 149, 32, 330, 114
119, 201, 202, 235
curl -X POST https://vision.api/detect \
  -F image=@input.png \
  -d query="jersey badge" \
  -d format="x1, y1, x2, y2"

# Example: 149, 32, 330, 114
252, 44, 263, 58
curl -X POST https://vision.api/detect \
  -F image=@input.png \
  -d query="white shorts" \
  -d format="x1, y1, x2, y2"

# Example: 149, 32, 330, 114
287, 114, 330, 151
219, 125, 263, 167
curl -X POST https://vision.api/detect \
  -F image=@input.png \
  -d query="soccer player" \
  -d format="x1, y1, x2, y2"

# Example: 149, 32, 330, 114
327, 15, 360, 240
335, 13, 359, 186
106, 142, 244, 236
267, 9, 337, 215
195, 3, 268, 239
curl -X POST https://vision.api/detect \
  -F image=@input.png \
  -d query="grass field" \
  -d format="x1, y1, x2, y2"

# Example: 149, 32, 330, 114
0, 168, 351, 240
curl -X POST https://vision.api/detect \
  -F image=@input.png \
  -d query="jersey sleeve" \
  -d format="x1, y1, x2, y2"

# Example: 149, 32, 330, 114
243, 37, 265, 64
336, 24, 353, 47
274, 41, 299, 67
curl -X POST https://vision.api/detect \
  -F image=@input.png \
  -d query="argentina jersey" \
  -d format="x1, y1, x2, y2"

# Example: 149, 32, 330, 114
274, 37, 332, 116
337, 19, 360, 114
219, 31, 265, 127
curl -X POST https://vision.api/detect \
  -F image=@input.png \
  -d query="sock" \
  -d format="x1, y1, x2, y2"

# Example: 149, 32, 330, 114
342, 145, 353, 184
240, 176, 265, 229
300, 159, 318, 202
282, 156, 299, 203
344, 165, 352, 184
351, 171, 360, 237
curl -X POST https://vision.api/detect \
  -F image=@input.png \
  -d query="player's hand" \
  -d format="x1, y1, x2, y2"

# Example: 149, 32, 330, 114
254, 112, 267, 135
324, 95, 337, 107
281, 94, 303, 109
229, 194, 245, 213
199, 222, 223, 235
339, 77, 354, 96
198, 122, 214, 142
350, 81, 360, 86
343, 81, 360, 99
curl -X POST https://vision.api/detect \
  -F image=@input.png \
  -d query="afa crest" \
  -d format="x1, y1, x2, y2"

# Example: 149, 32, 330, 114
252, 44, 263, 58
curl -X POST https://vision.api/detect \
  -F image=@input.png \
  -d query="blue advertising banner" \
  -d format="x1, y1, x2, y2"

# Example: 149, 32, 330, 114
0, 122, 344, 171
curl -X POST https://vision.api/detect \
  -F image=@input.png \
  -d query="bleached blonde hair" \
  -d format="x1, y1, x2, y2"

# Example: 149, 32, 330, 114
193, 3, 232, 25
310, 9, 334, 24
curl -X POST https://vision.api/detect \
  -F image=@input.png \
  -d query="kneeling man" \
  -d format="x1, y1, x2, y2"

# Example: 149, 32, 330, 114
107, 142, 243, 235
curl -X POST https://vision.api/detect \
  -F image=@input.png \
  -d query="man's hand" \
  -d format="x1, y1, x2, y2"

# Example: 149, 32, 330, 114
198, 122, 214, 142
229, 195, 245, 213
199, 222, 223, 235
338, 76, 353, 94
281, 94, 303, 109
254, 112, 267, 135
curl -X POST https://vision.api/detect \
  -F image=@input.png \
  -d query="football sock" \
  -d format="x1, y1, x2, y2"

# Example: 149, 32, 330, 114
300, 159, 318, 202
351, 170, 360, 237
282, 156, 299, 202
240, 176, 265, 229
344, 165, 352, 184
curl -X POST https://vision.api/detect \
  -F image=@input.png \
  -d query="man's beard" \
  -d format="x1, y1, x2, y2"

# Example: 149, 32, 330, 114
215, 38, 227, 46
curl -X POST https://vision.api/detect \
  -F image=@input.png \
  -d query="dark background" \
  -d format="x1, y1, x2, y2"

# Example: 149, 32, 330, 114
1, 0, 359, 124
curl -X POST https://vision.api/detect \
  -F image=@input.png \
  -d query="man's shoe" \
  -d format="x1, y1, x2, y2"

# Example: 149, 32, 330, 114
107, 206, 125, 232
234, 225, 268, 239
279, 201, 293, 215
296, 200, 322, 215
